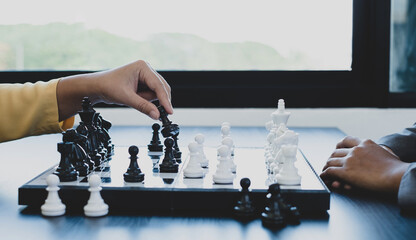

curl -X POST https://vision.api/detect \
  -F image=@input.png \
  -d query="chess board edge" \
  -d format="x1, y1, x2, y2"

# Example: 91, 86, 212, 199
18, 153, 330, 216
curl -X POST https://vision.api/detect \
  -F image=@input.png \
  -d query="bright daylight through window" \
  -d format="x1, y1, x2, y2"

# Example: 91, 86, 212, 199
0, 0, 352, 71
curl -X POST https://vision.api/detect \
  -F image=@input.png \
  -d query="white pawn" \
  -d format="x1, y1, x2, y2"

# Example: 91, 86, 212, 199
41, 174, 66, 217
184, 142, 204, 178
195, 134, 209, 168
84, 174, 109, 217
213, 145, 234, 184
221, 125, 231, 140
222, 122, 231, 128
221, 137, 236, 173
275, 145, 301, 185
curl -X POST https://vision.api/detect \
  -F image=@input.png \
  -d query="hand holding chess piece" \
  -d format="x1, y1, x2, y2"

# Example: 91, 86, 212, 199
57, 60, 172, 121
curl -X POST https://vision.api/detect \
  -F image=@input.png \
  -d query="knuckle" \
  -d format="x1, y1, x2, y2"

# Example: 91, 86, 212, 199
351, 146, 362, 155
136, 59, 146, 67
362, 138, 374, 145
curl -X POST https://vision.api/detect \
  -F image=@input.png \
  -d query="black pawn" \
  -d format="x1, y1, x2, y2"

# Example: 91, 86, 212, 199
172, 133, 182, 163
123, 146, 145, 182
54, 142, 78, 182
233, 178, 256, 219
159, 138, 179, 173
261, 183, 286, 229
148, 123, 163, 152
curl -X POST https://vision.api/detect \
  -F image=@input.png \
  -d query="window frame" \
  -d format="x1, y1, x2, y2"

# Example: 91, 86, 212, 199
0, 0, 394, 108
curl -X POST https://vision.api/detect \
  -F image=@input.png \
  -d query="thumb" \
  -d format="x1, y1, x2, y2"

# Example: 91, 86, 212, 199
126, 93, 160, 120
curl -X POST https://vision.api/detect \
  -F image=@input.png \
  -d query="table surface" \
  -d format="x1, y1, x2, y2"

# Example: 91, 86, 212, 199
1, 125, 416, 240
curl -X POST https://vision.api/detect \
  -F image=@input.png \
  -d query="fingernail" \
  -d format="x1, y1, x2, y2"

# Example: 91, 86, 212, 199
150, 110, 159, 120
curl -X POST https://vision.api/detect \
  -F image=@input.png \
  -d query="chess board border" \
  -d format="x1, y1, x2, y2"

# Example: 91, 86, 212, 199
18, 149, 330, 215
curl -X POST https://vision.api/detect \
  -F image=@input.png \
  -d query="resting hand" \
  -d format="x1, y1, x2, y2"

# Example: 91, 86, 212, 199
320, 136, 410, 194
57, 60, 172, 121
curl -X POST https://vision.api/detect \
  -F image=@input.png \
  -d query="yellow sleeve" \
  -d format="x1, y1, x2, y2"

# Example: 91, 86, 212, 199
0, 79, 74, 143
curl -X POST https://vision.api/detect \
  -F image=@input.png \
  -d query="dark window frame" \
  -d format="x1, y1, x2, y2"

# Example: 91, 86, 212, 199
0, 0, 396, 108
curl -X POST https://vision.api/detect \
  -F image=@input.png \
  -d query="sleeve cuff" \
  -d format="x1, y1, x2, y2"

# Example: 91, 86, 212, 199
59, 116, 75, 131
398, 162, 416, 211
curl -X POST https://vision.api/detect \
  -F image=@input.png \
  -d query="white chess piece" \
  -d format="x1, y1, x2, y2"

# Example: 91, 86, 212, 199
195, 134, 209, 168
272, 149, 285, 174
271, 99, 291, 126
41, 174, 66, 217
184, 142, 205, 178
221, 125, 231, 140
265, 121, 273, 132
84, 174, 109, 217
275, 145, 301, 185
213, 145, 234, 184
221, 137, 236, 173
271, 129, 298, 158
221, 122, 231, 128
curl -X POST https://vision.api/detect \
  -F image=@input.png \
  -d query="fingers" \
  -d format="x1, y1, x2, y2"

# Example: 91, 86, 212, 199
126, 91, 160, 120
330, 181, 352, 190
142, 61, 173, 114
336, 136, 361, 149
156, 72, 171, 100
323, 157, 344, 171
320, 166, 345, 183
329, 148, 350, 158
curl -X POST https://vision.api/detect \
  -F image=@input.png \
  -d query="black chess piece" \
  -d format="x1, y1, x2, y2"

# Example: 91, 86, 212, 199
123, 145, 145, 182
77, 97, 103, 168
54, 142, 79, 182
172, 133, 182, 163
148, 123, 163, 152
152, 100, 180, 137
284, 204, 301, 225
152, 100, 182, 163
261, 183, 286, 229
99, 115, 114, 158
62, 129, 89, 176
159, 138, 179, 173
93, 113, 108, 161
233, 178, 256, 220
69, 127, 95, 171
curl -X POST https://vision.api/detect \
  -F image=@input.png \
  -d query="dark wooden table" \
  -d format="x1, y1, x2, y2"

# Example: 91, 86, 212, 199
1, 126, 416, 240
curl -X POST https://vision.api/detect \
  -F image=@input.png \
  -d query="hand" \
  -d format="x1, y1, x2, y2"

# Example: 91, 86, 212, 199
320, 136, 410, 194
57, 60, 173, 121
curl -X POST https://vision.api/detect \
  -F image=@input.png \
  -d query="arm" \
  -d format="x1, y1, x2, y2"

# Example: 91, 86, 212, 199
0, 60, 172, 143
0, 80, 66, 142
57, 60, 172, 121
377, 123, 416, 162
398, 163, 416, 210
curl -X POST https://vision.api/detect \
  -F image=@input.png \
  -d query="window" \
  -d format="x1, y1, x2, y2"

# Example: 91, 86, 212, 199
0, 0, 391, 108
0, 0, 352, 71
390, 0, 416, 92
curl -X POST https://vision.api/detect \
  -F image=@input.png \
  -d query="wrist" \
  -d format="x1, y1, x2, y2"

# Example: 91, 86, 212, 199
390, 162, 411, 193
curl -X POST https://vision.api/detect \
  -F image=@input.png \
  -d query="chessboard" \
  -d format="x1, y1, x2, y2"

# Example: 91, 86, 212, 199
18, 145, 330, 215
